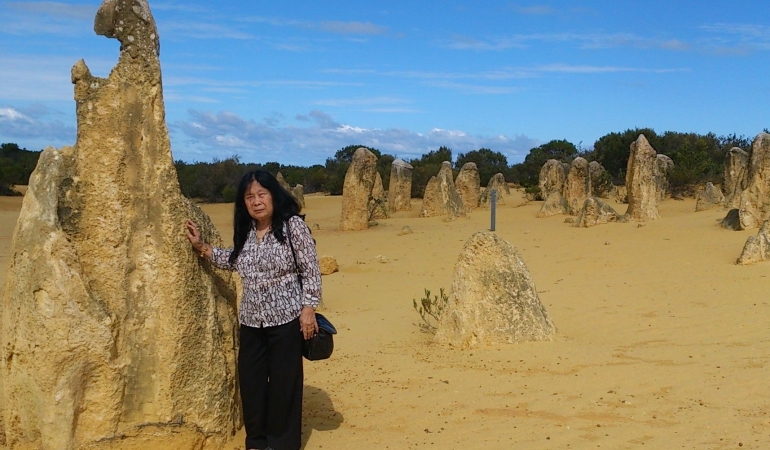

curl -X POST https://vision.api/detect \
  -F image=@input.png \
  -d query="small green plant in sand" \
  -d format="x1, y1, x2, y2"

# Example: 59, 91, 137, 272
413, 288, 449, 332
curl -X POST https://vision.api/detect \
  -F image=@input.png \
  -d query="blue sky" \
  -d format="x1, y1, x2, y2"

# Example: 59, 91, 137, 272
0, 1, 768, 166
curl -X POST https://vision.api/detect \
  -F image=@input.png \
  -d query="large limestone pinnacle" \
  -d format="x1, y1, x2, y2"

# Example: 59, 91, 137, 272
1, 1, 241, 449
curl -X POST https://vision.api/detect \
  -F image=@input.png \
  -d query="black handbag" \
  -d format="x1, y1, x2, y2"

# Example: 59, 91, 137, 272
302, 313, 337, 361
286, 218, 336, 361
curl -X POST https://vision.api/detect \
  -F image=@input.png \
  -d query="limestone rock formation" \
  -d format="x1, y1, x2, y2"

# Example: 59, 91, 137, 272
564, 157, 591, 216
734, 133, 770, 230
318, 256, 339, 275
340, 148, 378, 231
420, 162, 466, 218
479, 173, 510, 207
724, 147, 749, 208
574, 197, 625, 227
737, 220, 770, 265
625, 134, 660, 221
387, 159, 413, 213
454, 162, 481, 211
368, 171, 389, 220
276, 171, 291, 192
589, 161, 612, 198
1, 2, 240, 449
614, 185, 628, 204
695, 182, 726, 212
537, 159, 567, 218
654, 154, 674, 200
435, 231, 556, 348
292, 184, 305, 209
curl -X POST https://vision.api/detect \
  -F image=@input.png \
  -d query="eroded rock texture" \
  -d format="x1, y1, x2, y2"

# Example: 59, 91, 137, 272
435, 231, 556, 348
589, 161, 612, 198
276, 172, 291, 192
695, 182, 726, 212
537, 159, 567, 218
564, 157, 591, 216
737, 220, 770, 265
724, 147, 749, 208
1, 2, 240, 449
420, 162, 465, 218
340, 147, 378, 231
654, 154, 674, 200
574, 197, 625, 228
625, 134, 660, 221
292, 184, 305, 209
454, 162, 481, 211
368, 171, 389, 220
479, 173, 510, 207
387, 159, 413, 213
735, 133, 770, 230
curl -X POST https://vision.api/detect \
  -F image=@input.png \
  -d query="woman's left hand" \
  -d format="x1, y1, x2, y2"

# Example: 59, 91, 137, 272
300, 307, 318, 340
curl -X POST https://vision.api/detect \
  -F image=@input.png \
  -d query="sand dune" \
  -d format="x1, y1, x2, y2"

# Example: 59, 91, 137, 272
2, 191, 769, 449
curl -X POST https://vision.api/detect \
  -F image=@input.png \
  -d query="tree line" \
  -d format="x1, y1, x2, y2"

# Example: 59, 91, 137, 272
1, 127, 765, 200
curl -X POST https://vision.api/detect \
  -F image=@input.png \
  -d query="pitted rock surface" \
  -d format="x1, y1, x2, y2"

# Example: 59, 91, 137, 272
455, 162, 481, 211
340, 147, 378, 231
564, 157, 591, 216
387, 159, 413, 213
420, 162, 465, 218
625, 134, 660, 221
479, 173, 510, 207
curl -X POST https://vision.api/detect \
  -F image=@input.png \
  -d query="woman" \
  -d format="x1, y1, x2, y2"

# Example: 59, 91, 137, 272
186, 170, 321, 450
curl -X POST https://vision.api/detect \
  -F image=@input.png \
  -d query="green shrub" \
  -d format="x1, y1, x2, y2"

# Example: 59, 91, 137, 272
412, 288, 449, 332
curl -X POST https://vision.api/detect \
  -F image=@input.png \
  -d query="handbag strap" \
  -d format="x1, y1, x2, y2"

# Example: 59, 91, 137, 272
285, 217, 303, 289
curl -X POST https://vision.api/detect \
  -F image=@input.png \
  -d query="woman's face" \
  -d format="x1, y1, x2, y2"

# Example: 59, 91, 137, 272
244, 180, 274, 224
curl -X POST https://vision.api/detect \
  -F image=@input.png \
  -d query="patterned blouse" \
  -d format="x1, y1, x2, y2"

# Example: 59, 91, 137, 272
210, 215, 321, 328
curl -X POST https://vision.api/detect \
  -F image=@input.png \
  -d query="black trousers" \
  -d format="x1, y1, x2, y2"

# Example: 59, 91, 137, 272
240, 318, 303, 450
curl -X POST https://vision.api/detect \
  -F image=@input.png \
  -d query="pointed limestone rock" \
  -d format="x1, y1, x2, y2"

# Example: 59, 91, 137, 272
574, 197, 625, 227
695, 182, 726, 212
276, 172, 291, 192
724, 147, 749, 209
435, 231, 556, 348
737, 219, 770, 265
387, 159, 413, 213
655, 154, 674, 201
420, 162, 466, 218
564, 157, 591, 216
368, 171, 389, 220
625, 134, 660, 221
292, 184, 306, 209
479, 173, 510, 207
454, 162, 481, 211
340, 148, 378, 231
1, 2, 240, 448
735, 133, 770, 230
537, 159, 568, 217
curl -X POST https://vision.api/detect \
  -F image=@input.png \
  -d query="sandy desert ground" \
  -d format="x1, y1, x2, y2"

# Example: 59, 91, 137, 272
2, 189, 770, 450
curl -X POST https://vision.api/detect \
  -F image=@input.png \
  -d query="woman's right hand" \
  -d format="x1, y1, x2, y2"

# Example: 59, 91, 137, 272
186, 219, 210, 257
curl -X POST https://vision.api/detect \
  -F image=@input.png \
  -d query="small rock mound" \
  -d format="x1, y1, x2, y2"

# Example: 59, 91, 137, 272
574, 197, 625, 227
479, 173, 510, 207
318, 256, 339, 275
435, 231, 556, 348
398, 225, 413, 236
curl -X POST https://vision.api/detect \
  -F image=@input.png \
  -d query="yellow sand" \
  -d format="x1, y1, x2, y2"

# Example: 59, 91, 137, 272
2, 191, 769, 449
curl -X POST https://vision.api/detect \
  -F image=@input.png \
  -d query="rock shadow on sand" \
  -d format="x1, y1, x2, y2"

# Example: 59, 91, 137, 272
301, 385, 343, 448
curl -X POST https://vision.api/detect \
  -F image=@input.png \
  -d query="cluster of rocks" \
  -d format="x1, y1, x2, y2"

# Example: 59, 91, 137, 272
719, 134, 770, 231
2, 1, 241, 448
420, 161, 467, 218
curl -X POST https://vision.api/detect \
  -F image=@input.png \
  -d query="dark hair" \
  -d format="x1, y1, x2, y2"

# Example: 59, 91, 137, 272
229, 170, 302, 265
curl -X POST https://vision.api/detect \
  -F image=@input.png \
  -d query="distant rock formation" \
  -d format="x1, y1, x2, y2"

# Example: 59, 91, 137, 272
340, 147, 378, 231
625, 134, 660, 221
732, 133, 770, 231
614, 185, 628, 204
368, 171, 389, 220
479, 173, 510, 207
292, 184, 306, 209
435, 231, 556, 348
420, 162, 465, 218
724, 147, 749, 208
1, 2, 241, 449
564, 157, 591, 216
454, 162, 481, 211
575, 197, 625, 227
387, 159, 413, 213
654, 154, 674, 201
276, 171, 291, 192
589, 160, 611, 198
695, 182, 726, 212
537, 159, 567, 218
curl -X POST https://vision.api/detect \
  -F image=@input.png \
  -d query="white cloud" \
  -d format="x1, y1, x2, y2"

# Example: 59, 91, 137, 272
172, 109, 540, 165
0, 104, 74, 143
